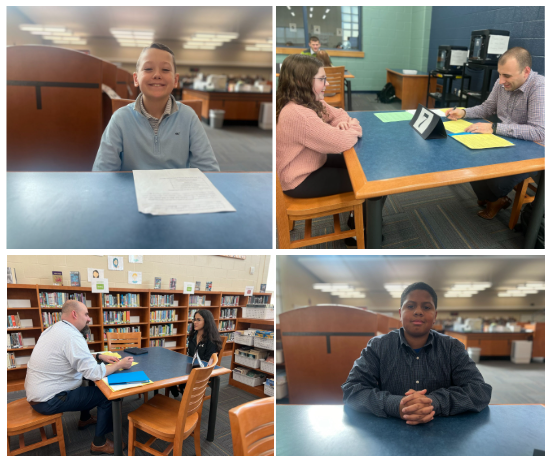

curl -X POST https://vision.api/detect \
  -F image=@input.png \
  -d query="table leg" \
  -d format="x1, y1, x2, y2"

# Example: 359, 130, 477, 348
524, 171, 544, 249
346, 80, 352, 111
112, 398, 123, 456
206, 376, 220, 442
366, 197, 383, 249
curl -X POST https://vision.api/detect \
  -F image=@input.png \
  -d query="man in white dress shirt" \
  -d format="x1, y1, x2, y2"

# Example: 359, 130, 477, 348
25, 300, 134, 454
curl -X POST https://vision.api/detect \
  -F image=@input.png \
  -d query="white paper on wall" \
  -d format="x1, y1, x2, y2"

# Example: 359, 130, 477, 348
487, 35, 510, 55
88, 268, 104, 281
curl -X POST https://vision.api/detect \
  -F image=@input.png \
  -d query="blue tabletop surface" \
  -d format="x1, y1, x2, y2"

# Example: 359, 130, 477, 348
276, 404, 545, 456
7, 172, 272, 249
110, 347, 221, 384
388, 68, 430, 76
349, 111, 545, 181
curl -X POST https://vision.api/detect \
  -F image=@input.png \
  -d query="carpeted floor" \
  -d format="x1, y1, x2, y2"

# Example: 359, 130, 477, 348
277, 183, 528, 249
202, 123, 272, 172
7, 356, 259, 456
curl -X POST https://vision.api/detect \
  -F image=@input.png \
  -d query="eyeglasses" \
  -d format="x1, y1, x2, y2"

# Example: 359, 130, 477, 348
313, 77, 328, 84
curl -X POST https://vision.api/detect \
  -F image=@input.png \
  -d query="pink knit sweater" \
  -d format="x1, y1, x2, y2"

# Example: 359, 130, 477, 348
276, 101, 362, 190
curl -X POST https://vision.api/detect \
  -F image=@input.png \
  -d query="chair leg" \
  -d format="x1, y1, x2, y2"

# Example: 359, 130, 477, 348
193, 424, 202, 456
354, 203, 365, 249
128, 420, 135, 456
509, 180, 528, 230
55, 416, 66, 456
289, 218, 295, 231
7, 435, 11, 456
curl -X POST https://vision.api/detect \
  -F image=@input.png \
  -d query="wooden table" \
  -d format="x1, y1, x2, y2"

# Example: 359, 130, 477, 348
343, 111, 545, 249
7, 171, 272, 249
276, 404, 545, 456
445, 331, 533, 356
95, 347, 231, 455
182, 88, 271, 122
386, 68, 436, 110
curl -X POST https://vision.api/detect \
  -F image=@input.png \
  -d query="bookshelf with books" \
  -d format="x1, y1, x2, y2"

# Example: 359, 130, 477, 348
229, 317, 274, 398
148, 289, 188, 353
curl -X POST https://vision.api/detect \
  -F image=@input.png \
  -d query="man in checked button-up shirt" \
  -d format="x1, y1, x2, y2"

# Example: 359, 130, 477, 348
342, 282, 492, 425
446, 47, 545, 220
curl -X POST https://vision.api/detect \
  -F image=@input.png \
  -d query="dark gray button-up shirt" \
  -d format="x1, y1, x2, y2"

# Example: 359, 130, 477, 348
342, 328, 492, 418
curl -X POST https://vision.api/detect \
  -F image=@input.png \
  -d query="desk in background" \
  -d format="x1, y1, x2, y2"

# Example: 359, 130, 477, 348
95, 347, 231, 456
276, 404, 545, 456
343, 111, 545, 249
386, 68, 436, 110
182, 89, 271, 123
7, 172, 272, 249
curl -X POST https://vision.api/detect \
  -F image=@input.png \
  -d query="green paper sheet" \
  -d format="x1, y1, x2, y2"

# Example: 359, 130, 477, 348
374, 112, 414, 123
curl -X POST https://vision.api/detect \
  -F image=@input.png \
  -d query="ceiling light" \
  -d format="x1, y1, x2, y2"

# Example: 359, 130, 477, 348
246, 46, 271, 52
310, 14, 313, 18
525, 282, 545, 290
322, 15, 326, 19
498, 292, 526, 297
52, 40, 87, 45
325, 9, 330, 13
384, 284, 409, 291
287, 6, 291, 10
194, 33, 238, 41
310, 7, 313, 11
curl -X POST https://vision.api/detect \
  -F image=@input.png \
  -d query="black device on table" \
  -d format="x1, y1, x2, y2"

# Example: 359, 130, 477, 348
437, 45, 468, 73
123, 348, 148, 355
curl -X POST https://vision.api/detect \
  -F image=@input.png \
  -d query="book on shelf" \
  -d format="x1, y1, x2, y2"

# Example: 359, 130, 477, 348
7, 267, 17, 284
103, 326, 140, 339
150, 294, 175, 307
220, 332, 235, 342
170, 278, 176, 290
187, 323, 193, 334
154, 277, 161, 289
188, 308, 199, 319
219, 320, 236, 332
220, 308, 237, 319
260, 284, 267, 293
103, 311, 132, 324
248, 295, 269, 304
101, 293, 140, 307
70, 271, 81, 287
189, 295, 206, 306
195, 281, 201, 291
233, 367, 265, 378
150, 309, 177, 322
7, 332, 24, 349
42, 312, 62, 327
52, 271, 63, 286
206, 281, 212, 291
221, 296, 239, 306
150, 323, 174, 337
40, 291, 86, 307
7, 352, 17, 368
7, 312, 21, 328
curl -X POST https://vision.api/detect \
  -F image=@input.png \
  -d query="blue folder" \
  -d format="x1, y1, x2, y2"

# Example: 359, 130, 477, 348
108, 370, 150, 385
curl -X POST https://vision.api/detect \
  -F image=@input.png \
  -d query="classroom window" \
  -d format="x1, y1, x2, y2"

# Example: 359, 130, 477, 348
276, 6, 362, 51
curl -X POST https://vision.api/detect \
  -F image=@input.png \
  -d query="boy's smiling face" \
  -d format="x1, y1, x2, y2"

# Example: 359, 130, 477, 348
134, 48, 179, 100
399, 289, 437, 340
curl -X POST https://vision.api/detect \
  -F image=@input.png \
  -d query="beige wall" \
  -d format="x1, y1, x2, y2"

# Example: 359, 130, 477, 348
7, 255, 270, 292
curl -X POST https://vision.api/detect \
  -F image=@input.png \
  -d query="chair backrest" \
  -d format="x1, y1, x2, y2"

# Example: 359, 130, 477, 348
112, 98, 136, 113
229, 397, 274, 456
173, 354, 218, 452
218, 335, 228, 359
106, 331, 142, 352
324, 66, 345, 108
182, 99, 203, 119
276, 174, 291, 248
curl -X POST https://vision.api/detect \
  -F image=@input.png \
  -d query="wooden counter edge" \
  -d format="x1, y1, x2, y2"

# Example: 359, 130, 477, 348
277, 47, 364, 58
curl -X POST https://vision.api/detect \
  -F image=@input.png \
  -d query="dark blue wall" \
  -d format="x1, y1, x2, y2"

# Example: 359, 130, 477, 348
428, 6, 544, 93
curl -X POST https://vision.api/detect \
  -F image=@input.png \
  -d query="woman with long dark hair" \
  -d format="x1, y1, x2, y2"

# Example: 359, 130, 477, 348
169, 309, 222, 398
276, 54, 365, 246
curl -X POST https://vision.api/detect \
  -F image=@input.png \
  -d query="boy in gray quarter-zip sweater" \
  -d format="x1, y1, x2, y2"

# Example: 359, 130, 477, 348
92, 43, 219, 172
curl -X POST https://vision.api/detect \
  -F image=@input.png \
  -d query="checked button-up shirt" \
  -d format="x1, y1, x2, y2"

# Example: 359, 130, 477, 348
342, 328, 492, 418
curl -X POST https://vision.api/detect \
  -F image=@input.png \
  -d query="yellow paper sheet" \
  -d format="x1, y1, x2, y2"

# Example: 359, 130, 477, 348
443, 120, 473, 133
452, 134, 514, 149
101, 351, 122, 358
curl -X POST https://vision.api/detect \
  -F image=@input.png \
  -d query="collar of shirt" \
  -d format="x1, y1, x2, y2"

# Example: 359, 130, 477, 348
134, 93, 178, 119
515, 70, 537, 95
61, 319, 81, 334
397, 326, 434, 351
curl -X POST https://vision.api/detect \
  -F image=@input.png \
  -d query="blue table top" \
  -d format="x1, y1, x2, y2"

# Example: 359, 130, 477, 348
349, 111, 545, 182
388, 68, 430, 76
276, 404, 545, 456
7, 172, 272, 249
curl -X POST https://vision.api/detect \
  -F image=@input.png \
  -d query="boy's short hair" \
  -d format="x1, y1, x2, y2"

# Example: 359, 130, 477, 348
309, 36, 320, 43
136, 42, 176, 73
400, 282, 437, 309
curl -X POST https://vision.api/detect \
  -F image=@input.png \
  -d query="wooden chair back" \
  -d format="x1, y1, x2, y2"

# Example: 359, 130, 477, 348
229, 397, 274, 456
276, 173, 365, 249
116, 67, 132, 99
7, 45, 106, 171
509, 177, 537, 229
279, 305, 377, 403
106, 331, 142, 352
219, 335, 228, 359
324, 66, 345, 109
172, 354, 218, 454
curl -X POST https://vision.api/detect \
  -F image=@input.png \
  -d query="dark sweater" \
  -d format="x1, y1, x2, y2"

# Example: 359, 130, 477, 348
188, 334, 218, 362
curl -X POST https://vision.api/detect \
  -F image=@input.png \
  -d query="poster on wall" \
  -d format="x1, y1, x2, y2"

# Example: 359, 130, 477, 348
129, 255, 143, 263
245, 286, 254, 296
128, 271, 142, 284
92, 278, 109, 293
184, 282, 195, 294
108, 256, 124, 271
88, 268, 104, 281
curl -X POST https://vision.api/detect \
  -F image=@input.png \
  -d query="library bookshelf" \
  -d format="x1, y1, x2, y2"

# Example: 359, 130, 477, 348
7, 284, 272, 393
228, 293, 274, 398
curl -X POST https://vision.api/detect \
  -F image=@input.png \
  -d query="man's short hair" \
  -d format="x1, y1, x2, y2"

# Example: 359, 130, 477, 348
499, 47, 532, 72
62, 299, 84, 316
400, 282, 437, 309
136, 42, 177, 73
309, 36, 320, 43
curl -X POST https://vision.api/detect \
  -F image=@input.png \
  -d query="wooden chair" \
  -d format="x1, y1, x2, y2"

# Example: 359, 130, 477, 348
127, 354, 218, 456
276, 174, 365, 249
7, 398, 66, 456
111, 98, 202, 119
229, 397, 274, 456
105, 332, 147, 402
509, 177, 537, 230
324, 66, 346, 109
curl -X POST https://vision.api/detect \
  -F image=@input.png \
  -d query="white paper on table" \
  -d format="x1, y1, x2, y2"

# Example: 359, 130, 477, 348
406, 109, 448, 118
102, 378, 150, 391
133, 169, 236, 216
